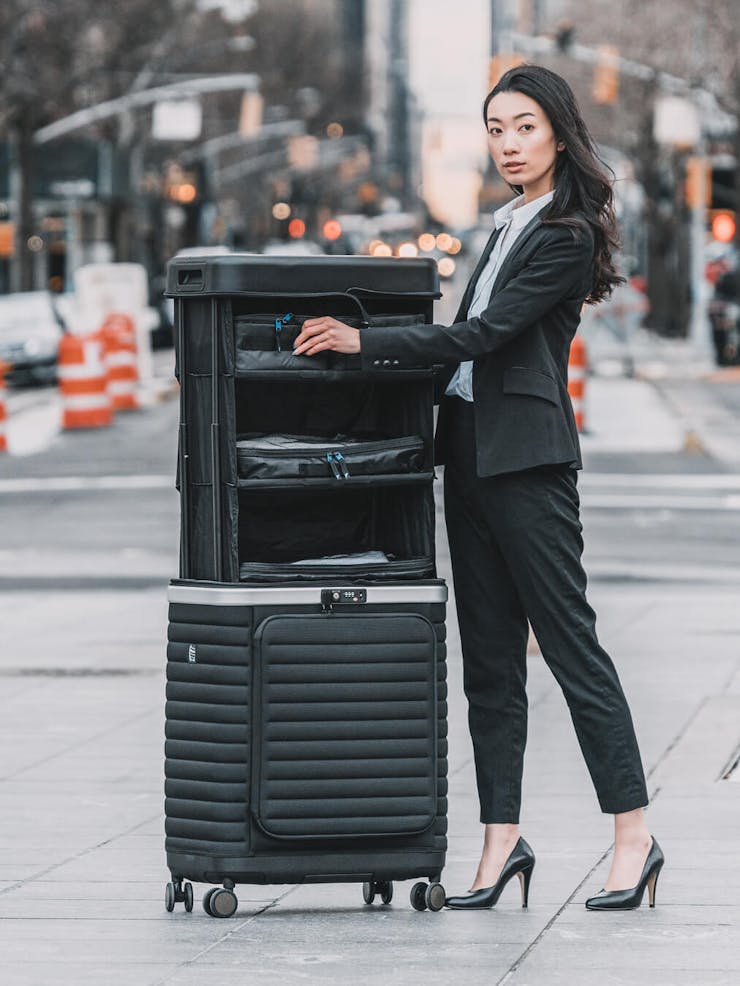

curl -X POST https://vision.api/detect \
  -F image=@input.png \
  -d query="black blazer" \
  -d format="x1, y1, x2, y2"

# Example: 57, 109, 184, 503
360, 213, 595, 478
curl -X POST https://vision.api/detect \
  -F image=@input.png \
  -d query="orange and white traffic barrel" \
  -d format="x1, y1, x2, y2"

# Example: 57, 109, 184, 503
58, 333, 113, 429
567, 334, 587, 433
101, 313, 139, 411
0, 359, 8, 452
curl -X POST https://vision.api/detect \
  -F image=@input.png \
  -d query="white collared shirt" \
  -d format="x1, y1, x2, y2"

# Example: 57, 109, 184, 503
445, 189, 555, 402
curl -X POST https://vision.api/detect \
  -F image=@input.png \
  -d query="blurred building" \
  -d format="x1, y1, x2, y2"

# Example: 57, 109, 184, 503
1, 0, 422, 294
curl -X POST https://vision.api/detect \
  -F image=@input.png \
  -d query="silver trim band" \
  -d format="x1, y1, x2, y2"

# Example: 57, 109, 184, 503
168, 583, 448, 606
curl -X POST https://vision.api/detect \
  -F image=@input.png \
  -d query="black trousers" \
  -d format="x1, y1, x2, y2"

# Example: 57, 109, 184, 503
442, 397, 649, 823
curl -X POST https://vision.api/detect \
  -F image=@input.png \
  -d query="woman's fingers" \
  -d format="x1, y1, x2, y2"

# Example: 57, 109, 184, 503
293, 317, 331, 352
293, 317, 361, 355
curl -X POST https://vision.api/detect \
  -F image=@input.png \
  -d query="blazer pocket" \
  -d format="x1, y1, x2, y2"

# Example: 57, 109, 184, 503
503, 366, 559, 405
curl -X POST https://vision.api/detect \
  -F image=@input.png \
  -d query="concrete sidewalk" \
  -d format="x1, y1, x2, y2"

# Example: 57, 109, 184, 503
1, 521, 739, 983
1, 369, 740, 984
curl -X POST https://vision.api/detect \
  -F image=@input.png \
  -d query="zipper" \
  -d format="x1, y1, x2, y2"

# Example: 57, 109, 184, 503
334, 451, 351, 479
238, 435, 422, 455
326, 452, 343, 480
274, 312, 293, 352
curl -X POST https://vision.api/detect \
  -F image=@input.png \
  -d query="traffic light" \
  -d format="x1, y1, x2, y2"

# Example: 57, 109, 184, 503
710, 211, 736, 243
593, 45, 619, 105
685, 156, 711, 209
709, 159, 737, 242
488, 52, 524, 90
555, 20, 575, 53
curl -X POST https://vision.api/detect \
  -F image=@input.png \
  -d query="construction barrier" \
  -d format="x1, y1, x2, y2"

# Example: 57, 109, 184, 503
567, 333, 587, 433
101, 313, 139, 411
0, 360, 8, 452
58, 333, 113, 430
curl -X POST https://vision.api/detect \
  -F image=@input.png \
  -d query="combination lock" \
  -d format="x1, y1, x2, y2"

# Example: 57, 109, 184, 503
321, 588, 367, 611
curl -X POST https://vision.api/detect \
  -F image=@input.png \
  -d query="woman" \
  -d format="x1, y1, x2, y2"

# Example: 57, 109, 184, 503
293, 64, 663, 912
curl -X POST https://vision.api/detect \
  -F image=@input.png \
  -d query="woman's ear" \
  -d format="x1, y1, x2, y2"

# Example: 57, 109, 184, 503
557, 141, 566, 152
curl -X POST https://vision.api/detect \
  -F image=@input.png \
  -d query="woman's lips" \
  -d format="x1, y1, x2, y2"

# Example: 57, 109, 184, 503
503, 162, 525, 172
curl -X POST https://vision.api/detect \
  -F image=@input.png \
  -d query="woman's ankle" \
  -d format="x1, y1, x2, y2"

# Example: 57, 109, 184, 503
613, 808, 651, 849
482, 823, 520, 852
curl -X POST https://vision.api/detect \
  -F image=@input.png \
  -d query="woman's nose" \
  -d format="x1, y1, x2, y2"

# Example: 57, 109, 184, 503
502, 131, 520, 153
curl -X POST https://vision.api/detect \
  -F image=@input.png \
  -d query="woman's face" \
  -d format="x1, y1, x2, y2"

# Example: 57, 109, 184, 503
485, 90, 565, 202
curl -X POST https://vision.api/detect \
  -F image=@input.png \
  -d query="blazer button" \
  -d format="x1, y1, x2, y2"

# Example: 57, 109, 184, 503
373, 359, 380, 366
392, 359, 399, 365
382, 359, 391, 366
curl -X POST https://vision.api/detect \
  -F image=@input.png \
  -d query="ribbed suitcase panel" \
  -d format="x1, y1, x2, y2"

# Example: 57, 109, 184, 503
165, 615, 252, 856
255, 613, 437, 840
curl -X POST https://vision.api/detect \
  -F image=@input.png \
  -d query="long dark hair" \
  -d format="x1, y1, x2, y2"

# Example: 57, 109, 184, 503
484, 64, 624, 303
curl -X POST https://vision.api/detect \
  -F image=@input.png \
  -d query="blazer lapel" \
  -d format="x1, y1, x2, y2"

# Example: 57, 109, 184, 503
488, 213, 544, 298
453, 225, 504, 321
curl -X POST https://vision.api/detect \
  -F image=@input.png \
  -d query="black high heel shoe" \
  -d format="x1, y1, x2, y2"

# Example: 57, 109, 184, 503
445, 837, 535, 910
585, 837, 664, 911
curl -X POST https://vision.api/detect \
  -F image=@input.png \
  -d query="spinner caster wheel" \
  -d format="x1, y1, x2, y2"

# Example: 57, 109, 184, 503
202, 888, 216, 915
362, 881, 376, 905
183, 882, 194, 912
425, 882, 446, 912
410, 881, 428, 911
165, 882, 176, 912
377, 880, 393, 905
208, 887, 238, 918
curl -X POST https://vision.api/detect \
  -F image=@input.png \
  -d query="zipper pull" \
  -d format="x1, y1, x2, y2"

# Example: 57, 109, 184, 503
326, 452, 342, 480
334, 451, 350, 479
274, 312, 293, 353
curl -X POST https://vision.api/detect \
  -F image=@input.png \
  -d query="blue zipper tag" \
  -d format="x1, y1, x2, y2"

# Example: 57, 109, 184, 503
334, 451, 350, 479
326, 452, 342, 480
274, 312, 293, 353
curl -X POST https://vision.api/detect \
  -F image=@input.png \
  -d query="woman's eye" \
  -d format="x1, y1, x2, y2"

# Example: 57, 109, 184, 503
520, 124, 534, 132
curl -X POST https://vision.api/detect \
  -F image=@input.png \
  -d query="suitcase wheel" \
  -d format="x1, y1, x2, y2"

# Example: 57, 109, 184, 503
410, 881, 446, 912
362, 880, 393, 906
410, 881, 428, 911
425, 882, 446, 912
204, 887, 238, 918
165, 879, 194, 913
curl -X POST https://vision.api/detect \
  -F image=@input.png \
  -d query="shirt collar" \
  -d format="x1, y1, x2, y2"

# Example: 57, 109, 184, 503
494, 189, 555, 230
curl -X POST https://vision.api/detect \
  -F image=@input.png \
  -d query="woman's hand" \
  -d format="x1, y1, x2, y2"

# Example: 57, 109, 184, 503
293, 317, 361, 356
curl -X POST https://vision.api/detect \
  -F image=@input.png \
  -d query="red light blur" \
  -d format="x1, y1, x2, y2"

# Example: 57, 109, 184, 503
323, 220, 342, 241
288, 218, 306, 238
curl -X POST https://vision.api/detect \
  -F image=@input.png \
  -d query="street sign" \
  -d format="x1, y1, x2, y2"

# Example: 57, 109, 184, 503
152, 100, 203, 141
654, 97, 700, 147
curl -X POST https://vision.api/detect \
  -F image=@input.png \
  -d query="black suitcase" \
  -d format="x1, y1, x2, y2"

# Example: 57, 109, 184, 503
164, 255, 449, 916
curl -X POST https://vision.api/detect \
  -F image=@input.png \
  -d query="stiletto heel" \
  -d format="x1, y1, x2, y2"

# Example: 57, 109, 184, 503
445, 837, 536, 910
585, 837, 665, 911
516, 863, 534, 908
647, 868, 660, 907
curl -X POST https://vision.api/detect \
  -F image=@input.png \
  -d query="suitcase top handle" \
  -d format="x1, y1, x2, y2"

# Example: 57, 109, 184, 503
165, 255, 441, 299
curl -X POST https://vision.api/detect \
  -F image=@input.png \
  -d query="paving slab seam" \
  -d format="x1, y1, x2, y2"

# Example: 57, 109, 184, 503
643, 694, 710, 784
494, 782, 664, 985
0, 811, 163, 900
149, 887, 301, 986
494, 842, 617, 985
0, 703, 162, 782
719, 654, 740, 695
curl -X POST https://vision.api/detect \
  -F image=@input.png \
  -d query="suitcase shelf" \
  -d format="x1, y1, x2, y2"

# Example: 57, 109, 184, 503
167, 255, 447, 912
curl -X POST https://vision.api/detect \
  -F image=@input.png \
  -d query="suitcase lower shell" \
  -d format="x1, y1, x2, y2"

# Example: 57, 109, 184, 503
165, 581, 448, 891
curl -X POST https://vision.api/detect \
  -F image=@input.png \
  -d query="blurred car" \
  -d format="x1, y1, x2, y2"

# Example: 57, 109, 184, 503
0, 291, 65, 386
